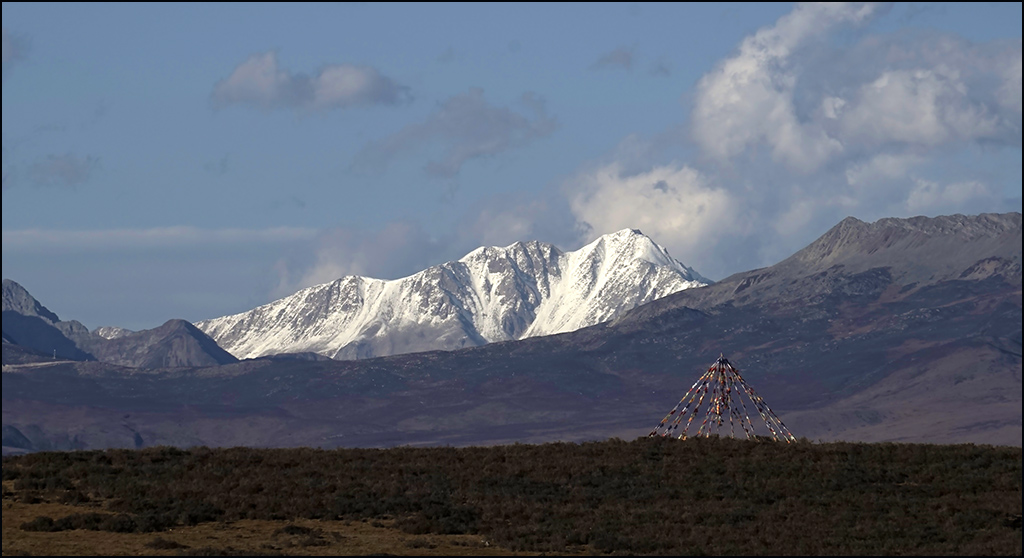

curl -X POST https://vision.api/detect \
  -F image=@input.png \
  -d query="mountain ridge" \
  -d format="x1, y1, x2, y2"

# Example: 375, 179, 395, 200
611, 211, 1022, 325
1, 280, 237, 368
197, 228, 708, 360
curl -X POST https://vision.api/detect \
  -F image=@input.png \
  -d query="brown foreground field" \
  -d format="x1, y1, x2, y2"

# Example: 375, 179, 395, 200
2, 437, 1021, 556
2, 499, 530, 556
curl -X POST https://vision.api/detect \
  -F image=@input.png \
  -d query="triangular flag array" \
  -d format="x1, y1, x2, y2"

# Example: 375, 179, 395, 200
650, 354, 795, 442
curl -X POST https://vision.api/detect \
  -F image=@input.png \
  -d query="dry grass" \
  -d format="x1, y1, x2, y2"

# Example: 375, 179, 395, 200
3, 438, 1021, 556
2, 496, 543, 556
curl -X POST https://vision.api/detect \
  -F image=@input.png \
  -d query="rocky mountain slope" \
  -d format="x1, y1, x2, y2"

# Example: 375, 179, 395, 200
2, 279, 61, 324
1, 280, 236, 368
82, 320, 238, 368
2, 280, 96, 362
616, 212, 1021, 318
197, 229, 707, 360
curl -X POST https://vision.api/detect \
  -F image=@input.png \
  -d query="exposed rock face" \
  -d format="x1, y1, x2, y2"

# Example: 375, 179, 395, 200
198, 229, 708, 360
84, 320, 238, 368
2, 279, 60, 324
2, 280, 96, 361
0, 311, 95, 362
614, 212, 1022, 320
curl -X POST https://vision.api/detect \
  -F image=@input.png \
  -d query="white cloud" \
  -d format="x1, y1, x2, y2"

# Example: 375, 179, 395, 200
566, 162, 734, 266
691, 2, 877, 173
844, 153, 923, 189
692, 3, 1021, 176
997, 48, 1022, 116
547, 3, 1020, 277
839, 67, 1001, 146
211, 51, 409, 111
905, 178, 995, 215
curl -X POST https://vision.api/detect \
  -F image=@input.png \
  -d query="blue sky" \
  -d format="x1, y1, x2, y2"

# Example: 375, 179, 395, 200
3, 2, 1021, 331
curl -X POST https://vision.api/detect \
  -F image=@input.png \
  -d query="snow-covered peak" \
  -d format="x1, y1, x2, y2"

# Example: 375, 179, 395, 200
573, 229, 706, 282
459, 238, 561, 264
93, 326, 134, 340
197, 231, 709, 360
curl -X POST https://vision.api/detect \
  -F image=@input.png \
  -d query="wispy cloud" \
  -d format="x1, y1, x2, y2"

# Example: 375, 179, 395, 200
211, 51, 410, 111
437, 46, 457, 63
203, 154, 230, 175
591, 46, 634, 71
355, 88, 557, 178
28, 153, 99, 188
272, 194, 578, 297
271, 221, 448, 295
2, 226, 317, 252
2, 27, 29, 80
649, 56, 671, 77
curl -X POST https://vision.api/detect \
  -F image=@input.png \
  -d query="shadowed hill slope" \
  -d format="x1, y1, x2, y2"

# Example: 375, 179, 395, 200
2, 281, 237, 369
82, 319, 238, 368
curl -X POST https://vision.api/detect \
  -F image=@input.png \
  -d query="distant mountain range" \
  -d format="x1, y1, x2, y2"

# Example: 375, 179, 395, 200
196, 229, 707, 360
2, 228, 706, 365
2, 212, 1020, 453
1, 280, 237, 368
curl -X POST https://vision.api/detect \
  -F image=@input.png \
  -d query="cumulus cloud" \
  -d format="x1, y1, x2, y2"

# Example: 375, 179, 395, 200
28, 153, 99, 188
356, 88, 556, 177
566, 162, 736, 267
844, 153, 923, 189
592, 46, 634, 71
2, 27, 28, 80
996, 47, 1022, 116
692, 2, 878, 172
245, 3, 1022, 300
904, 178, 998, 215
648, 1, 1019, 273
211, 51, 409, 111
533, 3, 1022, 278
693, 3, 1021, 175
838, 66, 1004, 147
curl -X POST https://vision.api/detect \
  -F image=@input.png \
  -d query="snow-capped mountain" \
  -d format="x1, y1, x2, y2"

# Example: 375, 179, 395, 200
93, 326, 133, 340
196, 229, 708, 360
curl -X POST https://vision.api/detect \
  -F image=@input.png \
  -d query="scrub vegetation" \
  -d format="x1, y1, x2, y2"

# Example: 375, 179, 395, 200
3, 437, 1021, 555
